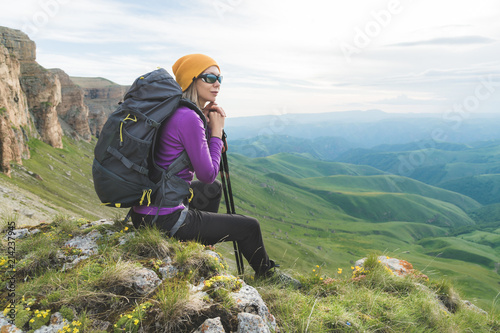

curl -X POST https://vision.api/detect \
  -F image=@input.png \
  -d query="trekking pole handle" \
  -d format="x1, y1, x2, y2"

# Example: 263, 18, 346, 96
222, 131, 228, 153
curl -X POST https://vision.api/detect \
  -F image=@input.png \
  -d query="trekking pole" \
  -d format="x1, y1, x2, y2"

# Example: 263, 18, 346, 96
219, 132, 245, 275
219, 159, 243, 275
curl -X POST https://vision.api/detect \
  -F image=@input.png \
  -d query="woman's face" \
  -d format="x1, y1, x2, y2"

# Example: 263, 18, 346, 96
195, 65, 221, 107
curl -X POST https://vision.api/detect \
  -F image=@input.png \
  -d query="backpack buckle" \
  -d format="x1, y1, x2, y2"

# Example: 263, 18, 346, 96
146, 118, 160, 128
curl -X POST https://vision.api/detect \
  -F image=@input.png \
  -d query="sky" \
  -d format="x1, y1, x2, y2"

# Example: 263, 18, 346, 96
1, 0, 500, 118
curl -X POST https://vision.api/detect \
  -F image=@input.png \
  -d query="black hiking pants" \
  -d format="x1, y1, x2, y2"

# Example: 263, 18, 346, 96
131, 180, 272, 275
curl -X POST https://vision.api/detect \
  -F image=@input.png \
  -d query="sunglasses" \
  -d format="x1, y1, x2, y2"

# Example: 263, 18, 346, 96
195, 73, 223, 84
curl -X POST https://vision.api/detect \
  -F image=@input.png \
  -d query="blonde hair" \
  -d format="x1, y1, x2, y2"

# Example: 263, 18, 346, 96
182, 82, 203, 110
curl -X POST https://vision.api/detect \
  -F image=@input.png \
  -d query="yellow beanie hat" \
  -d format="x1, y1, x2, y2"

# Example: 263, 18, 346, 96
172, 54, 220, 92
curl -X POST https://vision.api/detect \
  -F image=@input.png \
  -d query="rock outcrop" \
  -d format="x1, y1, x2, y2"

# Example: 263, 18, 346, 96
49, 69, 91, 141
1, 219, 278, 333
0, 25, 131, 175
0, 29, 33, 176
70, 76, 128, 137
19, 61, 63, 148
0, 27, 35, 61
0, 26, 98, 175
0, 26, 64, 150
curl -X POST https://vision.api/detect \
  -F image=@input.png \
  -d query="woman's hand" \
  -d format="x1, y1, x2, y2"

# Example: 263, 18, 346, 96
204, 102, 225, 138
203, 102, 226, 117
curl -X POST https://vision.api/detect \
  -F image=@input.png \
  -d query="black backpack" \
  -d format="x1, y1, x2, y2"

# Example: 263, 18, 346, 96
92, 68, 206, 228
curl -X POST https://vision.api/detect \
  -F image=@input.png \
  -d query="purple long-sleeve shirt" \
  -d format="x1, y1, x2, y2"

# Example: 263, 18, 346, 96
133, 105, 223, 215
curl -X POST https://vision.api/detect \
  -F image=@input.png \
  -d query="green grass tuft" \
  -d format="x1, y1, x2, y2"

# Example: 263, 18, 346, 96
121, 226, 174, 259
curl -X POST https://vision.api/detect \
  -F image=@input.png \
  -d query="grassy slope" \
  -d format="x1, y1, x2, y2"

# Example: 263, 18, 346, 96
339, 144, 500, 177
336, 143, 500, 205
1, 140, 498, 311
223, 153, 499, 310
229, 154, 478, 228
2, 137, 117, 221
440, 174, 500, 205
3, 221, 498, 332
69, 76, 122, 88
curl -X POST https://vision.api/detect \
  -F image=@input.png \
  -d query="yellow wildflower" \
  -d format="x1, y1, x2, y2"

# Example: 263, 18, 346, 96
134, 319, 139, 325
124, 227, 129, 231
337, 268, 343, 274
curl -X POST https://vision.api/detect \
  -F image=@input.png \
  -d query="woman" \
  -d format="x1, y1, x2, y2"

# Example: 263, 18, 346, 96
131, 54, 276, 278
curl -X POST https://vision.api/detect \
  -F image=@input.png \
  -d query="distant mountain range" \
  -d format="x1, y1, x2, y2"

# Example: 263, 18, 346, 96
226, 111, 500, 205
226, 110, 500, 147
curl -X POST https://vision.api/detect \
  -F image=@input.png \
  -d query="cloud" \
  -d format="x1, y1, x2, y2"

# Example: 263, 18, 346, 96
37, 52, 159, 85
374, 94, 444, 105
1, 0, 500, 117
388, 35, 496, 47
378, 65, 500, 87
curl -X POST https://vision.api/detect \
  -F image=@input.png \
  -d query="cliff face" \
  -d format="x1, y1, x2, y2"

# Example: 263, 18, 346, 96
70, 77, 127, 137
0, 26, 126, 176
0, 32, 32, 176
0, 26, 36, 61
0, 26, 63, 154
0, 26, 97, 176
50, 69, 91, 141
20, 61, 63, 148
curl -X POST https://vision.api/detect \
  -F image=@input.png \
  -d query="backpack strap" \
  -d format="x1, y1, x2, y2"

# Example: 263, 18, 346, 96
179, 98, 207, 129
164, 151, 191, 179
148, 99, 209, 233
150, 99, 207, 181
106, 146, 149, 175
123, 203, 188, 237
169, 206, 189, 237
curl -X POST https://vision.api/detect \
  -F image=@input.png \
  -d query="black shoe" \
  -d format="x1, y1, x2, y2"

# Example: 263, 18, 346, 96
256, 260, 301, 289
255, 259, 279, 278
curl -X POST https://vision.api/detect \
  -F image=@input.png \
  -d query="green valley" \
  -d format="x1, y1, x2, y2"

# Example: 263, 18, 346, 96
1, 138, 499, 312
